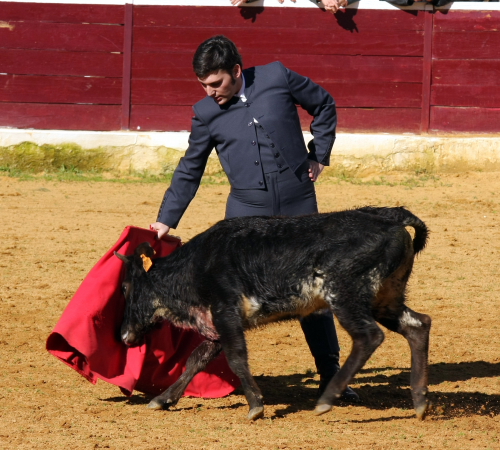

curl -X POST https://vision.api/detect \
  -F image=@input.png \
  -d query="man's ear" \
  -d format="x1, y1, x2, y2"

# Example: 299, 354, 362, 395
233, 64, 242, 79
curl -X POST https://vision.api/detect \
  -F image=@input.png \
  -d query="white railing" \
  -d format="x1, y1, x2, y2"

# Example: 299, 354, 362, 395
1, 0, 500, 11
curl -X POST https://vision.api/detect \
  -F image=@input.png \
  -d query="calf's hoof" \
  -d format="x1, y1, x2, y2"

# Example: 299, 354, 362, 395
148, 399, 164, 410
247, 406, 264, 421
314, 403, 332, 416
415, 401, 430, 421
148, 397, 176, 410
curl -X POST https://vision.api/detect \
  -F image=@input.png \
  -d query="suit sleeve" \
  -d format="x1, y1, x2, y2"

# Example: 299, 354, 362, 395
279, 62, 336, 165
156, 112, 215, 228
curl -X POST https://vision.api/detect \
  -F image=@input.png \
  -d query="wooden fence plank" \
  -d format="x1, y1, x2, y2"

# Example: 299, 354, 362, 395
434, 10, 500, 32
433, 31, 500, 60
430, 106, 500, 134
133, 27, 424, 56
432, 59, 500, 86
121, 3, 134, 130
130, 104, 421, 134
319, 107, 422, 133
0, 75, 122, 105
134, 5, 425, 31
131, 79, 421, 108
130, 105, 193, 131
0, 22, 124, 52
0, 2, 124, 24
420, 9, 433, 134
0, 103, 121, 130
132, 52, 423, 83
0, 49, 123, 77
431, 85, 500, 108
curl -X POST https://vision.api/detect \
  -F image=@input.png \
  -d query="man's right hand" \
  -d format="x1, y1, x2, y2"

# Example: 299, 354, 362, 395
150, 222, 171, 240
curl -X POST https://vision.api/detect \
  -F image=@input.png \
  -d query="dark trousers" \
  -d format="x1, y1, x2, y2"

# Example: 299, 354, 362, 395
225, 166, 341, 378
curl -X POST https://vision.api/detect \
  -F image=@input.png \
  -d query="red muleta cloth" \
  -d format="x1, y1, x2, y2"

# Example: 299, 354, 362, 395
46, 226, 239, 398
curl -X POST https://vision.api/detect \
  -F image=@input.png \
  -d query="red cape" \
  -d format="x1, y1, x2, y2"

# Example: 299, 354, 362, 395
46, 226, 239, 398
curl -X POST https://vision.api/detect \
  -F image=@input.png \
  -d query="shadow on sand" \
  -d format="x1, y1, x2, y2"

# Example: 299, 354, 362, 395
103, 361, 499, 420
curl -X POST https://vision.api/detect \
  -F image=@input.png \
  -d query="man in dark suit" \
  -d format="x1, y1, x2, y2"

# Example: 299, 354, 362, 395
151, 35, 358, 402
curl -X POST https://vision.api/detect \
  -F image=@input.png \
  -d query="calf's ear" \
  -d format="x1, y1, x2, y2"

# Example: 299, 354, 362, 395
134, 242, 156, 273
134, 242, 156, 258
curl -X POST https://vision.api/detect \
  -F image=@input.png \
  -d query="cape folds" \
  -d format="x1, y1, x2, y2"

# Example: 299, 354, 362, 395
46, 226, 239, 398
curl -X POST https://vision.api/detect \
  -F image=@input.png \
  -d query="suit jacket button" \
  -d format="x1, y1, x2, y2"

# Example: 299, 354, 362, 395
251, 141, 256, 146
245, 103, 250, 107
254, 161, 260, 166
277, 164, 282, 169
270, 143, 275, 148
259, 181, 264, 186
274, 152, 280, 158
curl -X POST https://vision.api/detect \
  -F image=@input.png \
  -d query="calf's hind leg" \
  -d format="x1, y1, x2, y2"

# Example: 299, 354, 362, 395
148, 339, 222, 410
315, 304, 385, 415
378, 306, 432, 420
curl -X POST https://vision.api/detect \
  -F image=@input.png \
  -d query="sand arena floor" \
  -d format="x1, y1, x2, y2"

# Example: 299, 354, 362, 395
0, 172, 499, 449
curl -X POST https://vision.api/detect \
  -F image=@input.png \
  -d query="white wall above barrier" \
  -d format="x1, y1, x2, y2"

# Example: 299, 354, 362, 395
1, 0, 499, 11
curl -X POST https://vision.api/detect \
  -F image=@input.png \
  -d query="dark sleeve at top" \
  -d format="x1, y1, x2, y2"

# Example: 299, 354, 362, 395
156, 113, 215, 228
279, 63, 336, 166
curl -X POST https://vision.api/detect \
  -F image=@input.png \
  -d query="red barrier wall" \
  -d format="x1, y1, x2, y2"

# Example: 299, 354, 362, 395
0, 2, 498, 134
430, 10, 500, 133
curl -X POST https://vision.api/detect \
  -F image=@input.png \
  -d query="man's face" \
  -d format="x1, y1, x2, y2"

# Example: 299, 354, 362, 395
198, 65, 242, 105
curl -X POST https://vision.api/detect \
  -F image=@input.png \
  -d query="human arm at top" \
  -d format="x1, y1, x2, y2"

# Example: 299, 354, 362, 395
229, 0, 293, 4
230, 0, 347, 13
321, 0, 348, 13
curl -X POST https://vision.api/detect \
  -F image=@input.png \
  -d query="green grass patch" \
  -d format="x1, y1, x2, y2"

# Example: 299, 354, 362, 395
318, 173, 447, 188
0, 141, 112, 173
0, 141, 227, 184
1, 141, 448, 187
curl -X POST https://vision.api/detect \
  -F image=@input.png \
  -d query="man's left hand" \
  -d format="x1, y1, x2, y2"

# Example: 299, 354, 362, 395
308, 161, 325, 182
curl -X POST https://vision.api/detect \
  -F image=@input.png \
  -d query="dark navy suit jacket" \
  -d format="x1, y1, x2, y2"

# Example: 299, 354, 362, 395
157, 61, 337, 228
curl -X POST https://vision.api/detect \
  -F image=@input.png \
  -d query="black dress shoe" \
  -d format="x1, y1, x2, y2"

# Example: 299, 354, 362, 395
319, 378, 360, 403
340, 386, 360, 403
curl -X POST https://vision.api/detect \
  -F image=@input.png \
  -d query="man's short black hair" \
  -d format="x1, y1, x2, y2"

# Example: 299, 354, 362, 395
192, 35, 243, 79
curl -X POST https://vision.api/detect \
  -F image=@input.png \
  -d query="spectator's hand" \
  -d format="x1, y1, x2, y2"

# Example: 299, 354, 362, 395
321, 0, 348, 13
308, 161, 325, 182
150, 222, 171, 240
230, 0, 346, 12
230, 0, 298, 5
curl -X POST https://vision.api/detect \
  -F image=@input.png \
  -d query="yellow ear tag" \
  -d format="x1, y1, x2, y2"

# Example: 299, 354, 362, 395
140, 254, 153, 272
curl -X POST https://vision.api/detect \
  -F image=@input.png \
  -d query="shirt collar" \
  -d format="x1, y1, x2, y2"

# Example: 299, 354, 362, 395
235, 73, 247, 102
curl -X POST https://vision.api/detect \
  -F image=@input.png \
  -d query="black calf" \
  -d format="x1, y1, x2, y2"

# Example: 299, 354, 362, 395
115, 206, 431, 420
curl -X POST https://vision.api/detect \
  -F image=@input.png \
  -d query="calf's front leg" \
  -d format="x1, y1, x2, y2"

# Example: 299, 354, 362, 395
213, 313, 264, 420
148, 339, 222, 410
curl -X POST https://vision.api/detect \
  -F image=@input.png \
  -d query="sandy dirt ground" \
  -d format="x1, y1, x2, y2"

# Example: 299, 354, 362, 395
0, 172, 499, 450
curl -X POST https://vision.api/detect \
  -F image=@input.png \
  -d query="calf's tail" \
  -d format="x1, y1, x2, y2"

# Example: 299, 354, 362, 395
357, 206, 428, 254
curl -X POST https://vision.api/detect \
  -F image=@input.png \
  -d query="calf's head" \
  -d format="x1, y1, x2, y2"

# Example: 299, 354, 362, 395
115, 242, 159, 347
